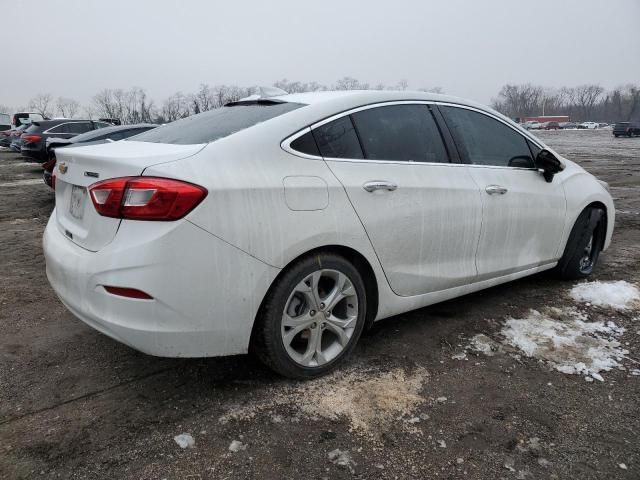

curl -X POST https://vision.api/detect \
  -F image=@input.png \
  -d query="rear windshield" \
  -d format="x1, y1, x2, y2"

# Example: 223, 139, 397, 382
129, 101, 304, 145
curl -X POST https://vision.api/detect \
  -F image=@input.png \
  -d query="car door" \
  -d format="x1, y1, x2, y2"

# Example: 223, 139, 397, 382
439, 105, 566, 280
309, 103, 482, 296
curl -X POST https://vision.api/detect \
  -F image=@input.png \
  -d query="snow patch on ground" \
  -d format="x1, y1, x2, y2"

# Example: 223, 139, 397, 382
500, 308, 628, 380
173, 433, 195, 449
570, 280, 640, 310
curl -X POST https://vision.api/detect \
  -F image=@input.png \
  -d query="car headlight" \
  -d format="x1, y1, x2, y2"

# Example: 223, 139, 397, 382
597, 179, 610, 193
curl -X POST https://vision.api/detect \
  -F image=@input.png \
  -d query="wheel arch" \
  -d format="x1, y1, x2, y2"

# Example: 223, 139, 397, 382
250, 244, 380, 345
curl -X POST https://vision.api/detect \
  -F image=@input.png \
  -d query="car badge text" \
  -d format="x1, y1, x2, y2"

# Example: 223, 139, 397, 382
58, 162, 68, 174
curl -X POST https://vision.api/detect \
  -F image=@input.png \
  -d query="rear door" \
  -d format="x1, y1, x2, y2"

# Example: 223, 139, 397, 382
439, 105, 566, 280
312, 103, 482, 296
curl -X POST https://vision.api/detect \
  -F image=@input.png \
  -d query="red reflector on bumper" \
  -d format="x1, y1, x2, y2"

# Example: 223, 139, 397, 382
103, 286, 153, 299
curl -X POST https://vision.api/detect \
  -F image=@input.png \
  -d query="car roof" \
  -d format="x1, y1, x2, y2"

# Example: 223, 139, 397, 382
272, 90, 480, 108
260, 90, 515, 126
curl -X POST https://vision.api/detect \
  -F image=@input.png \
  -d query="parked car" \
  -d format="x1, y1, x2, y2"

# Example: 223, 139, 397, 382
43, 90, 614, 379
559, 122, 579, 129
540, 121, 560, 130
9, 124, 30, 151
10, 112, 44, 128
0, 113, 10, 131
43, 123, 157, 188
522, 121, 541, 130
0, 125, 22, 148
580, 122, 599, 129
613, 121, 640, 137
21, 119, 112, 161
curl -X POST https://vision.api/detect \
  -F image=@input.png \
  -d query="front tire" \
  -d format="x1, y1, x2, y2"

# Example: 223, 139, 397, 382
251, 253, 367, 379
556, 207, 605, 279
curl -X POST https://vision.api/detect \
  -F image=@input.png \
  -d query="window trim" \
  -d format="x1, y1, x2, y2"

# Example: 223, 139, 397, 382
434, 102, 546, 171
282, 101, 454, 165
282, 100, 548, 170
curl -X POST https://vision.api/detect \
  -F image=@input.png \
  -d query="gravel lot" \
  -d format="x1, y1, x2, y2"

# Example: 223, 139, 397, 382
1, 129, 638, 479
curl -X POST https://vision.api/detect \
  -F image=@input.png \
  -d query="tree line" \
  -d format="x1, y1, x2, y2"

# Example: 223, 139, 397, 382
3, 78, 638, 125
491, 83, 640, 122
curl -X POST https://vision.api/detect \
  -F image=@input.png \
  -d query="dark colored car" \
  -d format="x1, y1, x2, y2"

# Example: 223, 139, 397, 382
42, 123, 157, 188
559, 122, 579, 129
21, 119, 112, 162
613, 121, 640, 138
541, 121, 560, 130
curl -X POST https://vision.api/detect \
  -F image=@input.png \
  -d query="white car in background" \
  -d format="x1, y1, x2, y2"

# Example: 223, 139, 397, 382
43, 90, 614, 378
581, 121, 599, 129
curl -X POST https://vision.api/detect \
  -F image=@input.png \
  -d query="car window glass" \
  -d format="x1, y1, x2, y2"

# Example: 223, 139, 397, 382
312, 116, 363, 159
132, 102, 303, 145
48, 124, 68, 134
351, 105, 448, 162
527, 139, 542, 160
67, 122, 93, 134
290, 131, 320, 156
441, 106, 534, 168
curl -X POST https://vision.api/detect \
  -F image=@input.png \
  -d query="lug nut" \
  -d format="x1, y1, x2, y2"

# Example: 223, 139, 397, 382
310, 310, 316, 316
320, 302, 325, 309
311, 322, 317, 329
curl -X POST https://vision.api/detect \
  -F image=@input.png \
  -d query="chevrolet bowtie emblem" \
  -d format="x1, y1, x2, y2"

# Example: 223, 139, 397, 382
58, 162, 68, 174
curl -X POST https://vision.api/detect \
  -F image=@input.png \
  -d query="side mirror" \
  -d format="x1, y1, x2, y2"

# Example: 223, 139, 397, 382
536, 149, 564, 183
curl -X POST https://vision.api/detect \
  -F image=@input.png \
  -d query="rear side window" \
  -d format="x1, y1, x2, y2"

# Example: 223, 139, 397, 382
47, 124, 68, 134
312, 116, 363, 159
441, 106, 535, 168
351, 105, 448, 162
290, 131, 320, 156
132, 102, 304, 145
67, 122, 93, 134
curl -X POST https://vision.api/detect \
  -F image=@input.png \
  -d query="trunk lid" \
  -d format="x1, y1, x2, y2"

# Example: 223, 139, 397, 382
54, 141, 205, 251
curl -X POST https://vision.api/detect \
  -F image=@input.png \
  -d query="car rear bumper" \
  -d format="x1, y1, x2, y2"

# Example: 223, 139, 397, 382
21, 146, 45, 161
43, 212, 280, 357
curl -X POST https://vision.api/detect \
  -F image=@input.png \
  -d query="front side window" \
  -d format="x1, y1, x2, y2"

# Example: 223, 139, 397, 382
351, 104, 448, 162
441, 106, 535, 168
313, 116, 363, 159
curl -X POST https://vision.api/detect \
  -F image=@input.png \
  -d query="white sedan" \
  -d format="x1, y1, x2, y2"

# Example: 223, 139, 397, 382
43, 90, 614, 378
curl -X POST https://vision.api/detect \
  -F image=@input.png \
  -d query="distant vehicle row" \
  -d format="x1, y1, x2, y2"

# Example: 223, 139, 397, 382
521, 121, 609, 130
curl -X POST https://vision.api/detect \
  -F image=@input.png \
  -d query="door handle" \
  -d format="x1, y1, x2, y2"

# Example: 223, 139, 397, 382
363, 181, 398, 192
485, 185, 508, 195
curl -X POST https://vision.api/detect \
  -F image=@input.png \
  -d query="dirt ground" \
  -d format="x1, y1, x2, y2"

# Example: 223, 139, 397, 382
0, 129, 638, 480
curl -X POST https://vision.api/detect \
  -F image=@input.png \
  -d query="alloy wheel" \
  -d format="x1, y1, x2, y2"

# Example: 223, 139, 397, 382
281, 269, 359, 367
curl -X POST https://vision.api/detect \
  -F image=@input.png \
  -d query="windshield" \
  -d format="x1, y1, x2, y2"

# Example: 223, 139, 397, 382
129, 101, 304, 145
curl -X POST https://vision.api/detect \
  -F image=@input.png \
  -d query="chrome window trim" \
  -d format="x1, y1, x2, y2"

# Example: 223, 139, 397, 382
281, 100, 546, 169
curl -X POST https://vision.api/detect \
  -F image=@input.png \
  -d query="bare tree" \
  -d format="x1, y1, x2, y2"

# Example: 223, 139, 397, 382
564, 84, 604, 120
161, 92, 191, 122
28, 93, 54, 118
334, 77, 369, 91
491, 84, 544, 119
56, 97, 80, 118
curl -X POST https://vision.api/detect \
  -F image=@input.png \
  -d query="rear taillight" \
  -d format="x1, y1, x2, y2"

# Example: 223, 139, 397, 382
22, 134, 42, 143
42, 159, 56, 171
88, 177, 207, 221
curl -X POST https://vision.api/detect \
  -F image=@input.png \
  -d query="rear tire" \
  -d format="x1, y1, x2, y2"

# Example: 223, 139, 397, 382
555, 207, 605, 280
251, 253, 367, 379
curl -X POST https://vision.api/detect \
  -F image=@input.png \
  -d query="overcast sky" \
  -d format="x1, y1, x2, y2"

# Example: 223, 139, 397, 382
2, 0, 639, 110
